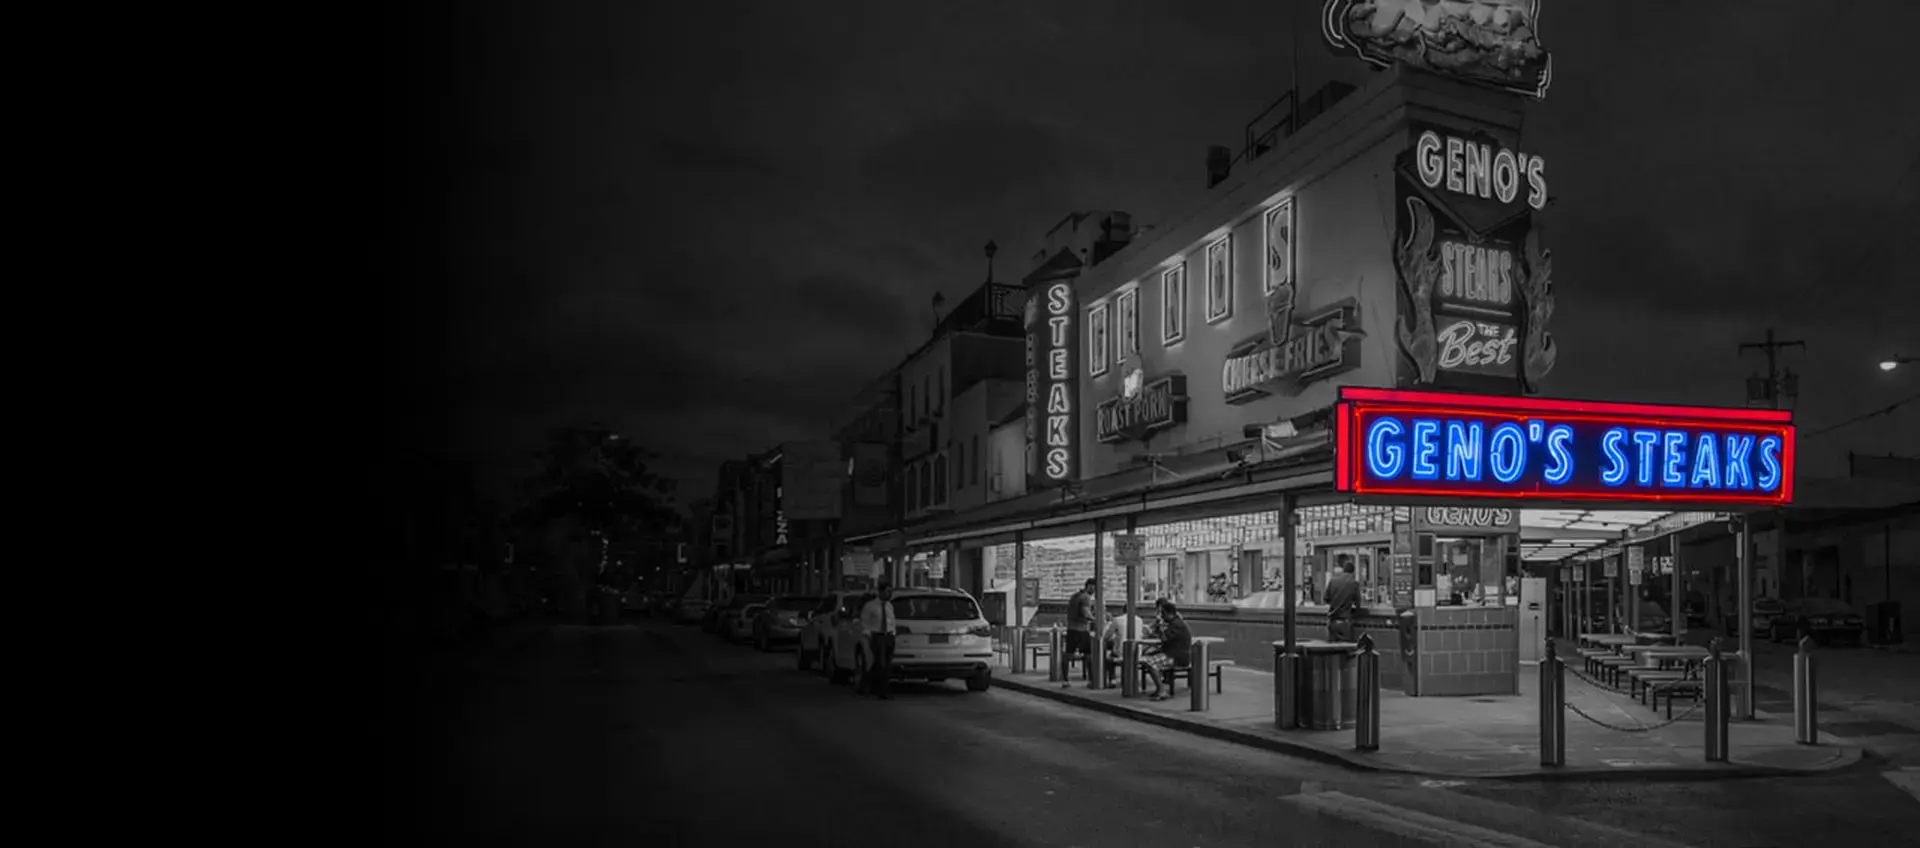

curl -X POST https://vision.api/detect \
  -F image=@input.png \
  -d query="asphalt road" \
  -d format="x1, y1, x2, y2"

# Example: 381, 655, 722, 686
386, 619, 1920, 847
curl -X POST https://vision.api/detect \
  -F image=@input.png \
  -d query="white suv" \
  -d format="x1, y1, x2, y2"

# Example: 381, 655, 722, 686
826, 588, 995, 693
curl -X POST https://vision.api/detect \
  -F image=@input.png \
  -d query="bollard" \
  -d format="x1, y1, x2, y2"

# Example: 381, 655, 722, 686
1120, 638, 1140, 698
1275, 645, 1301, 730
1010, 627, 1028, 674
1794, 635, 1819, 745
1190, 640, 1212, 712
1355, 635, 1381, 752
1704, 637, 1729, 762
1539, 636, 1565, 767
1048, 627, 1066, 683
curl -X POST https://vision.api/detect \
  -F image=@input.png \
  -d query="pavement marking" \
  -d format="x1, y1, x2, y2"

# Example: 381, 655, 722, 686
1884, 767, 1920, 803
1419, 779, 1467, 788
1283, 791, 1556, 847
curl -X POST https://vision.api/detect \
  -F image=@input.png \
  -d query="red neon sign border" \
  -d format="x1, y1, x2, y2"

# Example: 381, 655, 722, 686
1337, 387, 1794, 425
1334, 399, 1796, 505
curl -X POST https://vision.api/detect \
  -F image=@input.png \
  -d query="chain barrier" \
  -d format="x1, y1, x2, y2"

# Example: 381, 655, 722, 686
1558, 658, 1705, 732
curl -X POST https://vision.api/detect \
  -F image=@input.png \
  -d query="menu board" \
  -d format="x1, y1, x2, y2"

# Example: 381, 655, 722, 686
1018, 577, 1041, 608
1389, 553, 1415, 609
1391, 519, 1414, 555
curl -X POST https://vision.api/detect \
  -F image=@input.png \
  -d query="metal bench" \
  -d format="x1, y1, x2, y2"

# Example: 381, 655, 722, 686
1627, 668, 1689, 703
1650, 679, 1702, 719
1162, 659, 1234, 695
1594, 656, 1639, 688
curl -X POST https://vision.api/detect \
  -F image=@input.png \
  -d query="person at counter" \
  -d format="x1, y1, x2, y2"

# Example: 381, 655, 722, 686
1066, 579, 1096, 664
1324, 560, 1360, 641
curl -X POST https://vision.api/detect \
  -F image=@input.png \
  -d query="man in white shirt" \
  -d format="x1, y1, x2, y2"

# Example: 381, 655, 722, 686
859, 583, 898, 700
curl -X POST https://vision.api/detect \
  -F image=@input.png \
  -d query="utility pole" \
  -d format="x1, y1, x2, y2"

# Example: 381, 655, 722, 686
1738, 328, 1806, 409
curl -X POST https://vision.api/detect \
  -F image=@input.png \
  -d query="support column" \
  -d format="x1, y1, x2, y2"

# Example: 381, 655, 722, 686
1606, 554, 1618, 633
1671, 534, 1685, 643
1581, 558, 1593, 635
1281, 495, 1298, 653
1013, 531, 1027, 628
1091, 518, 1107, 689
1737, 516, 1755, 720
946, 540, 960, 592
1125, 515, 1140, 644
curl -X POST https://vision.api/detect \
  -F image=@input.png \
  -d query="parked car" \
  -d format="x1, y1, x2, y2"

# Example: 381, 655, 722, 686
673, 597, 713, 625
711, 594, 769, 637
824, 587, 995, 693
1769, 598, 1866, 646
725, 600, 769, 643
752, 595, 821, 651
798, 590, 868, 673
1726, 597, 1786, 636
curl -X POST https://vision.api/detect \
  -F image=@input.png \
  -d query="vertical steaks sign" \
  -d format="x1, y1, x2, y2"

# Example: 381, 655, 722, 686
1025, 282, 1080, 487
1394, 123, 1556, 394
1334, 387, 1796, 506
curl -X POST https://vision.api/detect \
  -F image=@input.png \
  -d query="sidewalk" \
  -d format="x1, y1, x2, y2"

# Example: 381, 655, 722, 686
990, 649, 1864, 781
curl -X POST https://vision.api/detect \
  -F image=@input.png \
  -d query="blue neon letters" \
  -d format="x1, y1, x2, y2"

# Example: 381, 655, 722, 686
1362, 415, 1785, 494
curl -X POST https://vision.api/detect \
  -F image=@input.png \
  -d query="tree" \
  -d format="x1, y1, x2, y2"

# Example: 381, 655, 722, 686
513, 425, 682, 614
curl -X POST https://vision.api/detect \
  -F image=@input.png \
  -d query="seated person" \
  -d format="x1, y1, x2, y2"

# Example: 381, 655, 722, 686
1101, 613, 1152, 680
1138, 599, 1193, 701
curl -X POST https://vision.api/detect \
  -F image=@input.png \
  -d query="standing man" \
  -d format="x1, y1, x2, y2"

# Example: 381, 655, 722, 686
1324, 558, 1360, 642
860, 583, 898, 700
1066, 578, 1097, 681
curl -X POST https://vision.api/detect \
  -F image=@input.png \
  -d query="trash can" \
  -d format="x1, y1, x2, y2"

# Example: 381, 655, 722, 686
1299, 640, 1361, 730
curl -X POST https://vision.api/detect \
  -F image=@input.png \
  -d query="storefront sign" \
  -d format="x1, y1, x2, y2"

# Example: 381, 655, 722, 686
1322, 0, 1553, 100
1389, 553, 1415, 609
1114, 534, 1144, 574
1095, 372, 1188, 443
1025, 282, 1080, 487
1335, 388, 1796, 506
1222, 299, 1364, 403
1438, 240, 1517, 312
1413, 129, 1549, 210
1414, 507, 1518, 535
1436, 319, 1518, 377
1627, 547, 1645, 585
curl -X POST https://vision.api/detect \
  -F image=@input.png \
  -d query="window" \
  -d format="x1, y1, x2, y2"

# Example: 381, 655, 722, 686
923, 375, 932, 419
1161, 264, 1187, 344
1264, 199, 1295, 296
933, 453, 949, 504
919, 459, 932, 507
1087, 301, 1111, 376
955, 439, 967, 489
1115, 287, 1140, 360
891, 594, 980, 621
1205, 235, 1233, 323
936, 366, 946, 413
907, 384, 917, 425
971, 435, 981, 485
906, 465, 920, 512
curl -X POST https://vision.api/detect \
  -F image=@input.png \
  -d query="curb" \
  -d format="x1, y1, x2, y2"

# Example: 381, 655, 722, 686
990, 676, 1864, 783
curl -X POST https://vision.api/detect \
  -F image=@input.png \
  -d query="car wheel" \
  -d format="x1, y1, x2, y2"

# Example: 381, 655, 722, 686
966, 672, 991, 693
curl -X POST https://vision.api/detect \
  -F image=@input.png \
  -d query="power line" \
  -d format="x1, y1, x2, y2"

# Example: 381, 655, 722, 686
1801, 391, 1920, 439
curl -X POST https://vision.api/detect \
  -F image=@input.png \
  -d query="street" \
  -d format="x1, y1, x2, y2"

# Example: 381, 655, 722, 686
386, 619, 1920, 847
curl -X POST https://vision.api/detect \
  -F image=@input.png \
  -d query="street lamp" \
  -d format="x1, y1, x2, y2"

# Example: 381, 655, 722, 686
1880, 355, 1916, 371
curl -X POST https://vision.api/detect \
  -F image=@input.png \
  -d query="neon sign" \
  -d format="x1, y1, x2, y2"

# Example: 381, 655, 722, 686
1335, 388, 1795, 506
1024, 282, 1079, 486
1222, 299, 1364, 404
1414, 130, 1548, 210
1095, 373, 1188, 444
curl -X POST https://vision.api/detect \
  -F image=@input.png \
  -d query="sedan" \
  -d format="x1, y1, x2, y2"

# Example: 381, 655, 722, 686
1769, 598, 1866, 646
725, 602, 769, 643
751, 595, 822, 652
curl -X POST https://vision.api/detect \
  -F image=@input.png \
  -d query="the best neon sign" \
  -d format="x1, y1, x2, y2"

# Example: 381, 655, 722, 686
1334, 388, 1795, 505
1414, 130, 1548, 211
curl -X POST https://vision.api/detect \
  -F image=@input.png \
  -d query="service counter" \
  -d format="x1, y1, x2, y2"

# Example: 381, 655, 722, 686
1029, 599, 1516, 695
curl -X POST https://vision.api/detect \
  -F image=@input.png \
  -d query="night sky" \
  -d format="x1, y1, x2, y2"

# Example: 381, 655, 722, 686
390, 1, 1920, 505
